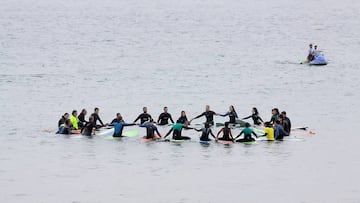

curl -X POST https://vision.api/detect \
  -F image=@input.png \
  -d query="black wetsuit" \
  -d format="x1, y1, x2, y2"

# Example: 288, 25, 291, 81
176, 116, 188, 124
140, 123, 161, 139
157, 113, 174, 125
58, 116, 66, 127
243, 113, 263, 125
196, 128, 215, 141
281, 117, 291, 135
111, 118, 124, 124
222, 111, 238, 123
194, 111, 216, 125
78, 113, 87, 128
81, 122, 96, 136
91, 113, 104, 128
218, 127, 232, 141
60, 126, 72, 134
134, 113, 152, 124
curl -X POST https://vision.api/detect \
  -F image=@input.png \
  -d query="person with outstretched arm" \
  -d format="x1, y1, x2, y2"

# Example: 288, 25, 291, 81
243, 107, 263, 125
139, 119, 162, 139
234, 122, 258, 142
164, 121, 193, 140
134, 107, 152, 124
220, 105, 238, 124
157, 107, 174, 125
108, 116, 136, 137
269, 108, 280, 125
190, 105, 219, 125
195, 123, 217, 141
216, 122, 234, 141
91, 107, 105, 128
262, 122, 275, 141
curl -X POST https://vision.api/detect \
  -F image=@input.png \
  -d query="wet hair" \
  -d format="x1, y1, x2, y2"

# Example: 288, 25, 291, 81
245, 122, 250, 128
225, 122, 229, 127
253, 107, 259, 115
72, 110, 77, 115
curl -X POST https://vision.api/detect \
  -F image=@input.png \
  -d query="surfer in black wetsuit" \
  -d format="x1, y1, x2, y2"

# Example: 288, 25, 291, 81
58, 113, 69, 127
216, 122, 234, 141
81, 116, 96, 136
78, 109, 87, 128
59, 119, 72, 135
195, 123, 217, 141
134, 107, 152, 124
111, 113, 124, 124
139, 119, 162, 139
190, 105, 219, 125
280, 111, 291, 135
157, 107, 174, 125
220, 105, 238, 124
176, 111, 189, 124
242, 107, 263, 126
91, 107, 105, 128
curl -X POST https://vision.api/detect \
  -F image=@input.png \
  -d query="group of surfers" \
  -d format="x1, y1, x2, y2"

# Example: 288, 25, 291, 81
57, 105, 292, 143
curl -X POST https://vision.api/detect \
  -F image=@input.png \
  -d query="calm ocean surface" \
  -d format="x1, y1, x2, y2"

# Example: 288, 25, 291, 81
1, 0, 360, 202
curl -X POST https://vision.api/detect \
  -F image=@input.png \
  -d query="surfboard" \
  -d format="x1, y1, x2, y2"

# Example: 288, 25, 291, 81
97, 128, 114, 136
199, 140, 211, 145
141, 134, 161, 142
123, 130, 139, 137
217, 140, 233, 145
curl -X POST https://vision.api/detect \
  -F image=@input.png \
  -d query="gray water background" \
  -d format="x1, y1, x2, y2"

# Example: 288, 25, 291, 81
1, 0, 360, 202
